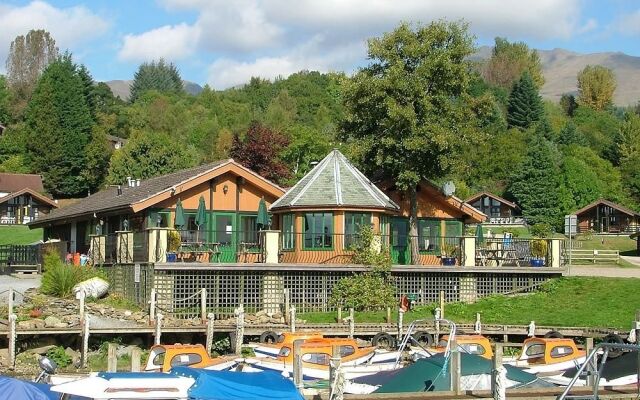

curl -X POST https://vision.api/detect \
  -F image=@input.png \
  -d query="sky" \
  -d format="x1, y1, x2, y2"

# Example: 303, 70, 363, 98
1, 0, 640, 89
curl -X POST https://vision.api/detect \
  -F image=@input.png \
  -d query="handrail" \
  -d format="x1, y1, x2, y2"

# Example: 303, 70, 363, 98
557, 342, 640, 400
394, 310, 457, 368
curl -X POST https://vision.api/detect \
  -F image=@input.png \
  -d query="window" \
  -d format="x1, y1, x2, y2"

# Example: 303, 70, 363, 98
152, 350, 166, 366
490, 199, 501, 218
444, 220, 463, 237
418, 219, 440, 252
301, 352, 331, 365
282, 214, 295, 251
459, 343, 486, 355
303, 212, 333, 249
240, 215, 258, 244
278, 347, 291, 357
525, 343, 545, 357
550, 346, 574, 358
339, 345, 355, 357
345, 212, 371, 248
170, 353, 203, 367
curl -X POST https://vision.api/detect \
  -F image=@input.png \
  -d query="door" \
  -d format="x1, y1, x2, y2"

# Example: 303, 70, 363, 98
391, 217, 409, 265
213, 213, 236, 262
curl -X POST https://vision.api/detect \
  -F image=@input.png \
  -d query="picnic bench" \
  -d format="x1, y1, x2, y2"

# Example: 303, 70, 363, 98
177, 242, 221, 263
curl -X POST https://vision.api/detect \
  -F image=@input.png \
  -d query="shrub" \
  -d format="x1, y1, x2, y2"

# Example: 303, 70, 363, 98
440, 243, 458, 257
46, 346, 71, 368
530, 222, 553, 238
530, 239, 548, 259
167, 230, 181, 252
40, 249, 106, 298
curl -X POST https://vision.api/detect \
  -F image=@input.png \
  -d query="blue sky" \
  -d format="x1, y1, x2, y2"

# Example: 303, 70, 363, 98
1, 0, 640, 88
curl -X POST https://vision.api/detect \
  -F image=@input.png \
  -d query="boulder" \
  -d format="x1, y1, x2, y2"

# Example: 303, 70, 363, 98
255, 310, 267, 317
26, 345, 56, 355
44, 316, 62, 328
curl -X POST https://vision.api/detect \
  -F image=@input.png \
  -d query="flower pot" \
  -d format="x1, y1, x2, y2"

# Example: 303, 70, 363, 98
441, 257, 456, 266
167, 252, 177, 262
529, 258, 544, 267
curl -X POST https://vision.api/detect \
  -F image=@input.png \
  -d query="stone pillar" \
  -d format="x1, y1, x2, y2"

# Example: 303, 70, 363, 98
147, 228, 169, 263
116, 231, 133, 263
89, 234, 105, 265
263, 230, 280, 263
549, 238, 561, 268
462, 236, 476, 267
459, 274, 477, 303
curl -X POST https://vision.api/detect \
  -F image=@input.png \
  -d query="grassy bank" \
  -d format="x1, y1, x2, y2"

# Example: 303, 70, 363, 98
0, 225, 42, 245
301, 277, 640, 329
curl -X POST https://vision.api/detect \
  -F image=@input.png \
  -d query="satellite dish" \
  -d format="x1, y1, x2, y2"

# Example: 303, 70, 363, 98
442, 181, 456, 197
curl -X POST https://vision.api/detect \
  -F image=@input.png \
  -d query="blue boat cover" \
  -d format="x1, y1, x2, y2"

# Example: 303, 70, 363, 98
171, 366, 304, 400
0, 375, 60, 400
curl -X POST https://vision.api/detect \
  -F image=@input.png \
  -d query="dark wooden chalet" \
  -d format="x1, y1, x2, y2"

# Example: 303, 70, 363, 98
465, 191, 522, 225
574, 199, 639, 233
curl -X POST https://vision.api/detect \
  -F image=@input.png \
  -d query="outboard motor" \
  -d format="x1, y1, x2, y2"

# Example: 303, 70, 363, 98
34, 356, 57, 384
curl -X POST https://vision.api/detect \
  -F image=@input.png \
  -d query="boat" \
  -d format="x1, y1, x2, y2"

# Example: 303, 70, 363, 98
144, 344, 238, 372
504, 337, 587, 374
411, 334, 494, 360
249, 331, 324, 358
347, 352, 554, 394
546, 351, 639, 386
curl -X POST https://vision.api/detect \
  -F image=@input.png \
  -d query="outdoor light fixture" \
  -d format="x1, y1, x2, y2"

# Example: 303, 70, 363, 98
223, 184, 229, 194
157, 215, 162, 227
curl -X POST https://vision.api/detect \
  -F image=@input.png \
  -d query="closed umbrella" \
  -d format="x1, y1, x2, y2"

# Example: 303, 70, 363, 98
195, 196, 207, 242
475, 224, 484, 245
174, 199, 186, 229
257, 197, 269, 229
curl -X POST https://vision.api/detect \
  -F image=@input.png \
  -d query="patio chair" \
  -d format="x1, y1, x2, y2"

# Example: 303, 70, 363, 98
502, 232, 521, 266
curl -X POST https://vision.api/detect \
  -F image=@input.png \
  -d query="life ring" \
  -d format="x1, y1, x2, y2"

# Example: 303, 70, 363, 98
544, 330, 564, 339
399, 295, 410, 312
413, 331, 434, 347
260, 331, 279, 344
372, 332, 396, 349
602, 333, 625, 358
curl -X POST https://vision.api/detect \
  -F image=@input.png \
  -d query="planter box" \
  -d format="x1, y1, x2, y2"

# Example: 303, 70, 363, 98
441, 257, 456, 266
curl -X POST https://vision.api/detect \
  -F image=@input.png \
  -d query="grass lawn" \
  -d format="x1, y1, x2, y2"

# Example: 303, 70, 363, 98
573, 235, 637, 255
0, 225, 42, 245
300, 277, 640, 329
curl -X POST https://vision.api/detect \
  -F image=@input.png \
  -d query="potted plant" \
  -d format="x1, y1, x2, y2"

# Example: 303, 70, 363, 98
530, 239, 547, 267
440, 243, 458, 266
167, 230, 181, 262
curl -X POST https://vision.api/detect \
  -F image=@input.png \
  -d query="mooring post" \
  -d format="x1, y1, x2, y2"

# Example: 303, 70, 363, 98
349, 308, 355, 339
8, 288, 13, 318
474, 313, 481, 334
439, 290, 445, 318
435, 307, 441, 340
200, 288, 207, 323
398, 309, 404, 340
293, 340, 303, 389
289, 305, 296, 333
386, 307, 392, 324
107, 343, 117, 372
492, 343, 503, 398
154, 313, 163, 345
337, 307, 342, 323
284, 288, 290, 324
81, 314, 90, 368
451, 339, 461, 395
206, 313, 215, 355
79, 290, 85, 323
8, 314, 16, 369
329, 345, 342, 399
586, 337, 595, 387
149, 288, 156, 326
130, 347, 141, 372
234, 305, 244, 355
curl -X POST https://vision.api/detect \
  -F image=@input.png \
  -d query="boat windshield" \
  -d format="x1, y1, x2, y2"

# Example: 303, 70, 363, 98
278, 347, 291, 357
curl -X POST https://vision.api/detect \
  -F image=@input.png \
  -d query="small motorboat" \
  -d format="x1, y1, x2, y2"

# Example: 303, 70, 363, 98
546, 351, 639, 387
249, 331, 324, 358
144, 344, 238, 373
504, 337, 587, 374
411, 334, 494, 360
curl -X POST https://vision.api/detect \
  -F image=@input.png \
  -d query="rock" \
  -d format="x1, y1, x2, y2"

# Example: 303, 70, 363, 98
245, 314, 257, 322
124, 310, 132, 317
54, 322, 68, 328
255, 310, 267, 317
44, 316, 62, 328
258, 315, 270, 324
26, 345, 56, 355
272, 312, 283, 319
65, 347, 80, 365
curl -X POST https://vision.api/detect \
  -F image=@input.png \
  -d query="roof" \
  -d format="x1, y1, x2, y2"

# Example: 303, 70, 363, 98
0, 188, 58, 208
573, 198, 640, 217
270, 149, 399, 211
466, 191, 519, 210
30, 160, 285, 227
0, 173, 44, 193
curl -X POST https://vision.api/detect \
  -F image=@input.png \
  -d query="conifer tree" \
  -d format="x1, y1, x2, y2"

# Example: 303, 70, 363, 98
24, 54, 93, 197
507, 72, 543, 129
129, 59, 183, 103
558, 121, 585, 145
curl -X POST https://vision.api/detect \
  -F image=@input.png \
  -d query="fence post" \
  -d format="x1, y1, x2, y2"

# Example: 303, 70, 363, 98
451, 339, 461, 395
348, 308, 355, 339
289, 305, 296, 333
154, 313, 163, 345
206, 313, 215, 355
439, 290, 445, 318
492, 343, 504, 399
337, 307, 342, 323
284, 288, 290, 324
397, 310, 404, 340
234, 305, 244, 355
130, 347, 141, 372
474, 313, 482, 334
107, 343, 117, 372
386, 307, 391, 324
149, 288, 156, 326
81, 314, 90, 368
79, 290, 85, 323
200, 288, 207, 323
8, 314, 16, 369
293, 340, 303, 389
8, 288, 13, 318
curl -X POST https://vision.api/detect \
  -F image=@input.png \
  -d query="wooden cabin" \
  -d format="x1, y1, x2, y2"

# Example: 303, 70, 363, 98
573, 199, 639, 234
465, 191, 522, 225
0, 173, 57, 224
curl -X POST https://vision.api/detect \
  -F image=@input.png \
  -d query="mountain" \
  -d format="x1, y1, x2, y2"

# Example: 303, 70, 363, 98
476, 46, 640, 106
104, 80, 203, 101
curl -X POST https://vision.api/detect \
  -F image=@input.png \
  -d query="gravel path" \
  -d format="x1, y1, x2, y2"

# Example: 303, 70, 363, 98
568, 264, 640, 278
0, 274, 41, 304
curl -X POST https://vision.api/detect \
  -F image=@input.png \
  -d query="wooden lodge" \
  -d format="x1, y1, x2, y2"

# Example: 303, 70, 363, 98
573, 199, 640, 234
465, 191, 523, 225
0, 173, 57, 225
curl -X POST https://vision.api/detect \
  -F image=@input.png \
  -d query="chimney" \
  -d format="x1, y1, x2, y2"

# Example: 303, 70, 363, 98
126, 176, 132, 187
117, 185, 122, 196
136, 178, 141, 187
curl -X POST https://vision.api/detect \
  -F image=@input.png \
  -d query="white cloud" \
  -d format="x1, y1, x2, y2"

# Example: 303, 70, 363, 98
615, 10, 640, 36
118, 23, 200, 62
0, 1, 108, 67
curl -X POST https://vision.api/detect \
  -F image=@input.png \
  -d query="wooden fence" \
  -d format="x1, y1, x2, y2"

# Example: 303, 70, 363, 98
570, 249, 619, 263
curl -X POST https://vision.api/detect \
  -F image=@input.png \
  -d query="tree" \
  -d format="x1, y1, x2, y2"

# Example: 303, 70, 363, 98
107, 130, 197, 184
281, 125, 332, 183
5, 30, 58, 113
230, 122, 291, 184
0, 76, 10, 124
559, 93, 578, 117
340, 21, 483, 264
507, 133, 565, 228
482, 37, 544, 89
557, 121, 585, 145
82, 113, 114, 192
618, 113, 640, 202
129, 59, 184, 102
577, 65, 616, 111
507, 72, 543, 129
24, 54, 93, 197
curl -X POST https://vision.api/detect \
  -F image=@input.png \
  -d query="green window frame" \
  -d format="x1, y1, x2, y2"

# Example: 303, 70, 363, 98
282, 214, 295, 251
418, 219, 441, 253
444, 220, 463, 237
344, 212, 371, 248
303, 212, 333, 250
239, 214, 258, 245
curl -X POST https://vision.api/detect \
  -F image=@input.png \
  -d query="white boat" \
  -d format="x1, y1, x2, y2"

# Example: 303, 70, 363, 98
51, 373, 195, 399
504, 337, 587, 374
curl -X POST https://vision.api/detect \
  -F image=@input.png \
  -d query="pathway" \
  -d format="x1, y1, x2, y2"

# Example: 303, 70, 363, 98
0, 274, 41, 304
568, 258, 640, 278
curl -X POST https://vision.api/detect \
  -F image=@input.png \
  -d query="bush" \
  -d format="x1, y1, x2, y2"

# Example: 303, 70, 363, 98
530, 239, 548, 259
46, 346, 71, 368
167, 230, 181, 252
530, 222, 553, 238
40, 249, 106, 298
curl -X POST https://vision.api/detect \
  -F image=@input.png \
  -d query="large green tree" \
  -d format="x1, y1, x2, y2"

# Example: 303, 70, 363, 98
129, 59, 184, 103
24, 54, 93, 197
507, 72, 543, 129
0, 76, 10, 124
482, 37, 545, 89
577, 65, 616, 111
341, 21, 484, 263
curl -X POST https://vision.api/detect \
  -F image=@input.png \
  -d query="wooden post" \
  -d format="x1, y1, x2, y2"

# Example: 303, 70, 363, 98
329, 345, 342, 399
492, 343, 503, 397
8, 288, 13, 318
8, 314, 16, 369
200, 288, 207, 323
149, 288, 156, 325
81, 314, 90, 368
79, 290, 85, 323
451, 340, 461, 395
349, 308, 355, 339
290, 305, 296, 333
585, 337, 595, 388
474, 313, 481, 334
397, 310, 404, 340
386, 307, 392, 324
154, 313, 163, 345
284, 288, 290, 324
337, 307, 342, 323
439, 290, 445, 319
130, 347, 141, 372
206, 313, 215, 355
293, 340, 303, 389
107, 343, 117, 372
235, 305, 244, 355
